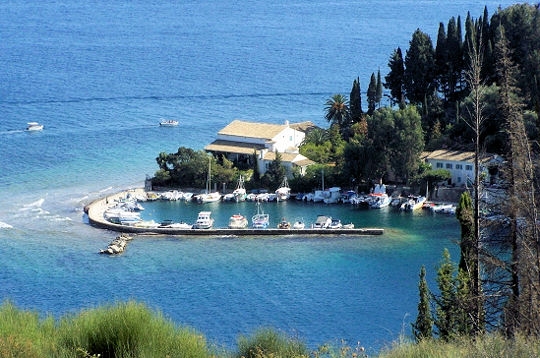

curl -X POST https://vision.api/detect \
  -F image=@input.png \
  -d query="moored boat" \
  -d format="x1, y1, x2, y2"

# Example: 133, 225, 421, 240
328, 218, 343, 229
292, 218, 305, 230
275, 177, 291, 201
313, 215, 332, 229
192, 211, 214, 229
400, 195, 427, 211
252, 202, 269, 229
277, 217, 291, 229
228, 214, 248, 229
369, 183, 391, 209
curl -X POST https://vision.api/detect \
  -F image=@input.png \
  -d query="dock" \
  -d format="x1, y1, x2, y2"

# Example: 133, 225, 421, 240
85, 188, 384, 237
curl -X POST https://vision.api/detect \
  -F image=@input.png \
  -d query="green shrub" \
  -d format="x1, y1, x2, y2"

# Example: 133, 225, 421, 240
56, 300, 209, 358
235, 328, 308, 358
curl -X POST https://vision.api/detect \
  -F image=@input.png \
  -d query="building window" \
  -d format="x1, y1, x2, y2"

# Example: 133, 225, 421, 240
457, 177, 462, 183
446, 163, 453, 169
436, 162, 443, 168
466, 165, 473, 171
455, 164, 463, 170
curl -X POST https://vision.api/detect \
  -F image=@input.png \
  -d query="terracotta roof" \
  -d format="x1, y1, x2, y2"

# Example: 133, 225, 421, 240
205, 140, 265, 155
218, 120, 288, 139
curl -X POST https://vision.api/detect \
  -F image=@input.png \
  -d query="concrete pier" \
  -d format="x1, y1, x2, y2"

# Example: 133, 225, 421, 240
85, 188, 384, 237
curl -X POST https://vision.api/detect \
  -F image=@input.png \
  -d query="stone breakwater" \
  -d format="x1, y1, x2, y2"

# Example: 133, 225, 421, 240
84, 188, 384, 236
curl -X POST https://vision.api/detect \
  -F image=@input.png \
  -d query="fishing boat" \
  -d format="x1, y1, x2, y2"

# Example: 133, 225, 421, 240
275, 177, 291, 201
369, 183, 391, 209
232, 175, 247, 202
192, 211, 214, 229
228, 214, 248, 229
251, 202, 269, 229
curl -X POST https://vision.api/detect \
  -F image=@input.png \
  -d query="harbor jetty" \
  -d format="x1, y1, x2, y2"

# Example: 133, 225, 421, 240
84, 188, 384, 237
99, 233, 132, 254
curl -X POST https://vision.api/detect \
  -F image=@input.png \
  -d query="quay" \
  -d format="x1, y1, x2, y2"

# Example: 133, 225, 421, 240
84, 188, 384, 237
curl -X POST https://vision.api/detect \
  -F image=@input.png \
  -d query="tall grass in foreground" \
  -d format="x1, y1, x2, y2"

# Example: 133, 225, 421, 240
56, 300, 209, 358
378, 334, 540, 358
2, 299, 540, 357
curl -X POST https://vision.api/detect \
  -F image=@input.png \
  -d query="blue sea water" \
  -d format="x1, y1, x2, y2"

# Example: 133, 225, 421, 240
0, 0, 517, 354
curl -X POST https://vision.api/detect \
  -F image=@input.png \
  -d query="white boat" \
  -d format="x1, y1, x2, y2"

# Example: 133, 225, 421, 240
275, 177, 291, 201
26, 122, 43, 131
197, 157, 221, 203
328, 218, 343, 229
277, 218, 291, 229
313, 215, 332, 229
343, 222, 355, 229
232, 176, 247, 202
252, 203, 269, 229
323, 187, 342, 204
228, 214, 248, 229
192, 211, 214, 229
292, 218, 305, 230
400, 196, 427, 211
159, 119, 179, 127
369, 183, 391, 209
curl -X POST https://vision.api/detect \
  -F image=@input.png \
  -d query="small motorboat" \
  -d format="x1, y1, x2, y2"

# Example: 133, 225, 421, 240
26, 122, 43, 131
328, 218, 343, 229
277, 218, 291, 229
228, 214, 248, 229
159, 119, 179, 127
292, 218, 305, 230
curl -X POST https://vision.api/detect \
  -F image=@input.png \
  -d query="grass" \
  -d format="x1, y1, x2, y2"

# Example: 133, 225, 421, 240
1, 299, 540, 357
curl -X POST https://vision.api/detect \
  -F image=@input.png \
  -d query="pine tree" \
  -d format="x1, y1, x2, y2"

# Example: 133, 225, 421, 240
412, 265, 433, 341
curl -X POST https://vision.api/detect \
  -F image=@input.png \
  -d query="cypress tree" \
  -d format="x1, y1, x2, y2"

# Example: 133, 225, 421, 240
349, 77, 363, 124
384, 47, 405, 107
376, 69, 383, 107
367, 73, 377, 115
412, 265, 433, 341
434, 249, 456, 340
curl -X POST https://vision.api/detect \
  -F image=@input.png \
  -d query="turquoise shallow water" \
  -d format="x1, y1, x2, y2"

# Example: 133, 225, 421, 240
0, 0, 517, 353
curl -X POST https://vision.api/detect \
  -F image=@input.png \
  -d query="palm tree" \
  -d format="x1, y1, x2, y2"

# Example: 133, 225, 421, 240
324, 94, 349, 128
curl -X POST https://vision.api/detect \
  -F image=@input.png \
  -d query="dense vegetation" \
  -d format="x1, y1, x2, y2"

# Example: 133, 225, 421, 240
153, 4, 539, 196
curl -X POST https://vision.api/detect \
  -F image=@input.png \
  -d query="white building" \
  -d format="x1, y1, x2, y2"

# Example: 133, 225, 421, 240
205, 119, 315, 176
422, 149, 499, 186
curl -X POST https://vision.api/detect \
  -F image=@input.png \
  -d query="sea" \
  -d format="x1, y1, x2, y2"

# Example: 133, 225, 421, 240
0, 0, 518, 354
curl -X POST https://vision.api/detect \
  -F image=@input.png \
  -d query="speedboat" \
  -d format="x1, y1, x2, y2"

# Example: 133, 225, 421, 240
252, 203, 269, 229
292, 218, 305, 230
159, 119, 179, 127
192, 211, 214, 229
228, 214, 248, 229
313, 215, 332, 229
26, 122, 43, 131
277, 218, 291, 229
400, 195, 427, 211
328, 218, 343, 229
196, 191, 221, 203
